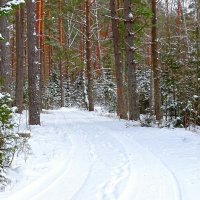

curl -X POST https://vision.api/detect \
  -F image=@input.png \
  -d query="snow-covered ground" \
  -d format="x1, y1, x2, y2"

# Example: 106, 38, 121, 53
1, 108, 200, 200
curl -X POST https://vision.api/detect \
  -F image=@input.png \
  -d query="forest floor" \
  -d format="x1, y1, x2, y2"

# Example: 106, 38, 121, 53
0, 108, 200, 200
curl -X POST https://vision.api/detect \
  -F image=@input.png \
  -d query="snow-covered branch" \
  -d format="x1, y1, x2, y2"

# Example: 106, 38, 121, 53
0, 0, 25, 15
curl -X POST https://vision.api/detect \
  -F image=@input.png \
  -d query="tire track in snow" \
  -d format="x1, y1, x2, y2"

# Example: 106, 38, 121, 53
28, 111, 95, 200
7, 111, 94, 200
61, 110, 183, 200
5, 112, 75, 200
105, 130, 182, 200
64, 112, 131, 200
5, 109, 184, 200
127, 135, 183, 200
78, 112, 183, 200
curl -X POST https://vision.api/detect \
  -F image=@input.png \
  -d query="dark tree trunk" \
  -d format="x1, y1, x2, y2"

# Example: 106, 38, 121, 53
0, 0, 11, 93
15, 5, 25, 113
110, 0, 127, 119
151, 0, 162, 120
124, 0, 139, 120
85, 0, 94, 111
27, 0, 41, 125
196, 1, 200, 96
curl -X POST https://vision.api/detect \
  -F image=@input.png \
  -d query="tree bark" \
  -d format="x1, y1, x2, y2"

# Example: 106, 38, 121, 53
195, 0, 200, 96
124, 0, 139, 120
40, 0, 46, 83
15, 5, 25, 113
110, 0, 127, 119
59, 0, 64, 107
27, 0, 41, 125
85, 0, 94, 111
93, 0, 104, 78
36, 0, 46, 108
0, 0, 11, 93
151, 0, 162, 120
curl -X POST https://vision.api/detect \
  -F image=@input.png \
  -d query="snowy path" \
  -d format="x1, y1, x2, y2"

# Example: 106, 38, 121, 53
1, 108, 200, 200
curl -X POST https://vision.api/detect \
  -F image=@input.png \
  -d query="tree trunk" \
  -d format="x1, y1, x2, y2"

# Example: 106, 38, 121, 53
36, 0, 46, 108
15, 5, 25, 113
11, 28, 15, 77
59, 0, 64, 107
151, 0, 162, 121
0, 0, 11, 93
27, 0, 41, 125
41, 0, 46, 84
195, 0, 200, 96
47, 10, 52, 77
110, 0, 127, 119
124, 0, 139, 120
85, 0, 94, 111
93, 0, 105, 79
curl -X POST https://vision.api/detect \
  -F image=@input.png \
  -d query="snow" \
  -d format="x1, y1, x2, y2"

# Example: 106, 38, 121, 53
6, 0, 25, 6
1, 108, 200, 200
0, 33, 4, 40
128, 13, 133, 19
0, 0, 24, 12
0, 93, 5, 99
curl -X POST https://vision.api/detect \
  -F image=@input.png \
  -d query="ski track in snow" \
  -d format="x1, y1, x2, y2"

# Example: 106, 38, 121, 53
1, 108, 200, 200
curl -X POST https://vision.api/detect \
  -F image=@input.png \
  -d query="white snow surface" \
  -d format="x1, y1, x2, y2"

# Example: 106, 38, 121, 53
1, 108, 200, 200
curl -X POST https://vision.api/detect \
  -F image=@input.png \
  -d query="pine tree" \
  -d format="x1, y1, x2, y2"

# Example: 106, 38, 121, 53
110, 0, 127, 119
85, 0, 94, 111
124, 0, 139, 120
27, 0, 41, 125
15, 5, 25, 113
151, 0, 162, 121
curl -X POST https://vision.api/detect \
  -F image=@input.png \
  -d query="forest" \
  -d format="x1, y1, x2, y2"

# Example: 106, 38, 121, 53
0, 0, 200, 193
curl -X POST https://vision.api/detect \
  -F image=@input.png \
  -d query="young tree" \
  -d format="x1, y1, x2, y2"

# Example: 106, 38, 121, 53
26, 0, 41, 125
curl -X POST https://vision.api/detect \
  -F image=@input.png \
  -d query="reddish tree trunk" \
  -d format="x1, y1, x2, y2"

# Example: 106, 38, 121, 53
58, 0, 64, 107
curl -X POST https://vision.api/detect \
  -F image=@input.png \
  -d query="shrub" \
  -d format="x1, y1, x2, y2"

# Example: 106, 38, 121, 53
0, 93, 17, 188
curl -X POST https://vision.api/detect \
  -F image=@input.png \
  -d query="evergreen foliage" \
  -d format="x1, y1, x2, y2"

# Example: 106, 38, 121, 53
0, 0, 199, 129
0, 0, 25, 17
94, 71, 117, 113
0, 93, 17, 189
43, 69, 61, 109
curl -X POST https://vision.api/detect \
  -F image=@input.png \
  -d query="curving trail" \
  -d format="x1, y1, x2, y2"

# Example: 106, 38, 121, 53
2, 108, 200, 200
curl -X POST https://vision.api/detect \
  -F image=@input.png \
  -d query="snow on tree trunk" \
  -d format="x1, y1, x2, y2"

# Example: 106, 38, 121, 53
110, 0, 127, 119
151, 0, 162, 121
124, 0, 139, 121
27, 0, 41, 125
